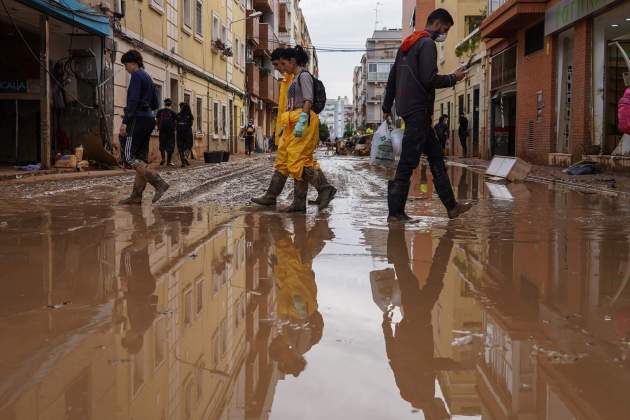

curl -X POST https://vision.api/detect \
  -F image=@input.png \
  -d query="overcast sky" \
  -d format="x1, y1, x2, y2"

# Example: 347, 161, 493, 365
300, 0, 402, 103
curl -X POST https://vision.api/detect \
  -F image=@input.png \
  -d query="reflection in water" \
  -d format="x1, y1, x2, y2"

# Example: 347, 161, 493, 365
3, 163, 630, 419
382, 227, 453, 419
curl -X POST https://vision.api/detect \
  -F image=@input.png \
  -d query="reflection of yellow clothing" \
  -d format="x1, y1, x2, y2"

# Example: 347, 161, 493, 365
275, 238, 318, 322
278, 109, 320, 180
275, 73, 319, 177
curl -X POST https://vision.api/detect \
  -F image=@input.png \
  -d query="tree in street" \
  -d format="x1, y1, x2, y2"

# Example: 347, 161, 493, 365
319, 122, 330, 142
344, 123, 354, 138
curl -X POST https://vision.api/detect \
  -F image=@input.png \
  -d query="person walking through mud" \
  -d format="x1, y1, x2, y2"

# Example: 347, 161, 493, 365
118, 50, 170, 205
270, 46, 336, 213
382, 9, 471, 222
176, 102, 194, 167
252, 47, 333, 210
156, 98, 177, 166
383, 227, 457, 418
434, 114, 449, 156
244, 120, 256, 156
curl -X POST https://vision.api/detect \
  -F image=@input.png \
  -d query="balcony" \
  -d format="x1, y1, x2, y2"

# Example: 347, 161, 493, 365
367, 72, 389, 83
246, 13, 260, 46
247, 63, 260, 97
254, 23, 278, 57
253, 0, 272, 13
480, 0, 546, 39
259, 72, 278, 105
279, 2, 289, 33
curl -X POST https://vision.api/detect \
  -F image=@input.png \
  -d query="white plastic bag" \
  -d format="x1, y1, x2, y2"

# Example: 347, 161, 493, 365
370, 122, 395, 166
391, 127, 403, 158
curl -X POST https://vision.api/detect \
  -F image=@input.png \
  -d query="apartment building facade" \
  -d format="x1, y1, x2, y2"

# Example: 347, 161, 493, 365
321, 96, 349, 140
115, 0, 249, 158
352, 29, 402, 131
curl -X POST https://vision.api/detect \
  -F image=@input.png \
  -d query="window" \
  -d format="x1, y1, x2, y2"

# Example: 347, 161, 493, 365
221, 105, 228, 136
241, 41, 246, 66
183, 287, 192, 325
368, 63, 377, 73
458, 95, 465, 116
196, 97, 203, 132
154, 84, 163, 104
183, 0, 191, 29
234, 39, 240, 66
194, 0, 203, 37
525, 21, 545, 56
212, 15, 220, 42
195, 278, 203, 314
184, 92, 191, 105
213, 102, 219, 134
222, 25, 228, 43
154, 317, 166, 367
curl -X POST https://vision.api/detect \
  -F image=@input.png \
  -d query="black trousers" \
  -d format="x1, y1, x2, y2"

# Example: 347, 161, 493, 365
125, 117, 155, 164
394, 111, 457, 210
459, 132, 468, 156
245, 136, 254, 155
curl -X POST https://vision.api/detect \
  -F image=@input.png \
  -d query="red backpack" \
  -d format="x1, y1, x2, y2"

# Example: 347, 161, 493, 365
618, 87, 630, 135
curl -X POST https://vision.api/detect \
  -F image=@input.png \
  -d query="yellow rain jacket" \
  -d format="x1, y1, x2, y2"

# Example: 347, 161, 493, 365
275, 73, 319, 177
278, 109, 320, 180
274, 237, 318, 322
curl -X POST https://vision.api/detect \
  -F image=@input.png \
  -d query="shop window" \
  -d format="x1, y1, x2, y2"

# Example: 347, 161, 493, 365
196, 97, 203, 132
491, 46, 517, 90
525, 21, 545, 56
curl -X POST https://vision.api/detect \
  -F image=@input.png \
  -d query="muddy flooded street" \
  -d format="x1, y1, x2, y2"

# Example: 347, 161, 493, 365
2, 156, 630, 420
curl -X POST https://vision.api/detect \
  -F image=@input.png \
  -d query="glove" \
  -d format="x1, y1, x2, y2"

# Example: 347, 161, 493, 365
293, 112, 309, 138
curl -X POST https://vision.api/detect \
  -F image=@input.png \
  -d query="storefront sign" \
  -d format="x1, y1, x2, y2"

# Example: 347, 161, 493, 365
0, 80, 28, 94
546, 0, 618, 35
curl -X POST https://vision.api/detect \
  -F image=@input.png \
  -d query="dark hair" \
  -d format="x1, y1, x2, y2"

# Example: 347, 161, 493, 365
164, 98, 172, 105
121, 49, 144, 68
271, 47, 285, 61
293, 45, 309, 66
278, 47, 295, 61
427, 8, 454, 26
179, 102, 192, 116
439, 114, 449, 123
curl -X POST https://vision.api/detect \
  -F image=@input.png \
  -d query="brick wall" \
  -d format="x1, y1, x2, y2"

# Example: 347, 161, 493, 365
515, 24, 556, 164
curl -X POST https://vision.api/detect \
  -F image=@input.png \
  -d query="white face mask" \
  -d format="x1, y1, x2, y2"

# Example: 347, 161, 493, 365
435, 32, 448, 43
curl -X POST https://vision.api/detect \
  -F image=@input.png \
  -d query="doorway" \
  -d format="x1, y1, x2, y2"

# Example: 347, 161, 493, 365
490, 92, 516, 157
555, 29, 574, 154
0, 99, 40, 164
233, 104, 239, 154
473, 86, 480, 157
170, 78, 179, 104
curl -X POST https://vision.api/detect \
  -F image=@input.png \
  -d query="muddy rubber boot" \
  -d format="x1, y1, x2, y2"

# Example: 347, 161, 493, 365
304, 167, 337, 210
307, 168, 337, 208
283, 179, 308, 213
145, 172, 170, 203
119, 176, 147, 205
447, 201, 473, 219
387, 180, 412, 223
252, 171, 288, 206
160, 151, 166, 166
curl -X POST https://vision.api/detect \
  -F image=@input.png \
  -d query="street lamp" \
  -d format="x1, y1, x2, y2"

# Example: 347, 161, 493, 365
229, 11, 263, 28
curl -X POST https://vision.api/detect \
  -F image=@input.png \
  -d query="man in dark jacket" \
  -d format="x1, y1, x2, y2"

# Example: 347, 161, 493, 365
156, 98, 177, 166
382, 9, 471, 222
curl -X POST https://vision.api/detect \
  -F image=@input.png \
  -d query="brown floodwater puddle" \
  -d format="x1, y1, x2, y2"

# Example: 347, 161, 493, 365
1, 162, 630, 419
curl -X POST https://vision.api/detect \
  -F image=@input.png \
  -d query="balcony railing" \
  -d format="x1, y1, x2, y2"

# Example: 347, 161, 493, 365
246, 13, 259, 46
247, 63, 260, 97
254, 23, 278, 57
367, 72, 389, 82
259, 72, 277, 105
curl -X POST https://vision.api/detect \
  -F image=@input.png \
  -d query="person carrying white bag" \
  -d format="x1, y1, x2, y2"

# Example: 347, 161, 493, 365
370, 121, 402, 166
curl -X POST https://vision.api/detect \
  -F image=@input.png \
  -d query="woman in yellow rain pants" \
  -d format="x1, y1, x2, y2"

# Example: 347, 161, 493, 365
252, 47, 335, 210
277, 46, 336, 212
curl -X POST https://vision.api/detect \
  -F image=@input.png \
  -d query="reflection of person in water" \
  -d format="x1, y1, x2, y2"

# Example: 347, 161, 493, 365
120, 209, 158, 354
383, 227, 455, 419
268, 215, 332, 377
